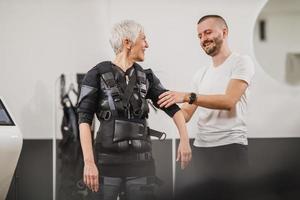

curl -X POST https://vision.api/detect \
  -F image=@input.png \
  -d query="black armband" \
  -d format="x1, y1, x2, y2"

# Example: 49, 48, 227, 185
78, 112, 94, 125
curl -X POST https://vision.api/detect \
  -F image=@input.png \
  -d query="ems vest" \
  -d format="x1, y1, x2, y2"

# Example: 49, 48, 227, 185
95, 62, 153, 154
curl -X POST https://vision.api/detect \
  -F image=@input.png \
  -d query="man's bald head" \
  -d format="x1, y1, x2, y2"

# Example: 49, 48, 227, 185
197, 15, 228, 30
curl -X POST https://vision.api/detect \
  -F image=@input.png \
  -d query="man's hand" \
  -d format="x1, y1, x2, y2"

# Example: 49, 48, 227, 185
158, 91, 188, 108
83, 161, 99, 192
176, 139, 192, 170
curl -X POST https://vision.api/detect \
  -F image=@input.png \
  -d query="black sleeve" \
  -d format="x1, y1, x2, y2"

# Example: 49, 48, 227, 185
77, 66, 100, 125
145, 69, 180, 117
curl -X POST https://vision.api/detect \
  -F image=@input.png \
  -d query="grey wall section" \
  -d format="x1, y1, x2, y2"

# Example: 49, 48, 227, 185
7, 140, 53, 200
7, 138, 300, 200
175, 138, 300, 200
6, 140, 172, 200
152, 140, 173, 200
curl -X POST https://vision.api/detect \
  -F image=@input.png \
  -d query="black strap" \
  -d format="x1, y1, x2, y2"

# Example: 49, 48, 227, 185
100, 69, 122, 117
97, 152, 152, 164
130, 69, 148, 118
101, 72, 115, 87
98, 62, 149, 119
122, 71, 137, 108
148, 128, 166, 140
101, 72, 118, 110
133, 63, 148, 98
136, 65, 148, 95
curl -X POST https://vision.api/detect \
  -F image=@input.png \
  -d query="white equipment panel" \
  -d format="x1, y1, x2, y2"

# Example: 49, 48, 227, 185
0, 97, 23, 199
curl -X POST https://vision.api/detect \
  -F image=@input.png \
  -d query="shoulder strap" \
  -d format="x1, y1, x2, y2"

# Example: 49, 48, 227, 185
122, 69, 137, 108
97, 61, 117, 88
135, 64, 148, 98
98, 62, 121, 117
130, 64, 150, 118
122, 62, 147, 107
97, 61, 113, 73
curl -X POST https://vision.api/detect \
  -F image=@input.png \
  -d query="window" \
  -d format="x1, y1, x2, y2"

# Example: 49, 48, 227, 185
0, 99, 15, 126
286, 53, 300, 85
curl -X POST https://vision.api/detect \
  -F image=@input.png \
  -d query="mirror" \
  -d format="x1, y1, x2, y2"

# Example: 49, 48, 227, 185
254, 0, 300, 86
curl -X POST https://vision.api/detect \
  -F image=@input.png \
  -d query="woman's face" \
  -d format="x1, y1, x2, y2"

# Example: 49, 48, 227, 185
128, 32, 149, 62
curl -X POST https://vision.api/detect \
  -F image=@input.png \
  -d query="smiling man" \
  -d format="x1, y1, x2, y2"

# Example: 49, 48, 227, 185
158, 15, 255, 200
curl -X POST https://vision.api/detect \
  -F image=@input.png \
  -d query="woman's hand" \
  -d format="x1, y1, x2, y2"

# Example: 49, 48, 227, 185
83, 161, 99, 192
177, 139, 192, 169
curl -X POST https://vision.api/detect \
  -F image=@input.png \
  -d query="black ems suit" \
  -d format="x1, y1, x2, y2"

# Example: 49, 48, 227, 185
77, 61, 180, 200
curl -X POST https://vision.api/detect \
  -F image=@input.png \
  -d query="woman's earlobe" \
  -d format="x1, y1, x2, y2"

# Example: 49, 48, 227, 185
123, 38, 131, 49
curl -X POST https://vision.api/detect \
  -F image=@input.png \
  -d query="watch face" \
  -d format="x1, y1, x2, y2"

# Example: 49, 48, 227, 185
189, 93, 196, 104
0, 99, 15, 126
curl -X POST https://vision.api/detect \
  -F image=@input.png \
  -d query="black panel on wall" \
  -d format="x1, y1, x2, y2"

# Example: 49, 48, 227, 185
7, 138, 300, 200
246, 138, 300, 200
152, 139, 173, 200
6, 171, 17, 200
259, 19, 266, 41
7, 139, 172, 200
175, 138, 300, 200
55, 139, 173, 200
6, 140, 53, 200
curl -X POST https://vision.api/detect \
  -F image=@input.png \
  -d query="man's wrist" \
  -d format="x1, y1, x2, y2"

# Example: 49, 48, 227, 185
188, 92, 197, 104
183, 93, 190, 103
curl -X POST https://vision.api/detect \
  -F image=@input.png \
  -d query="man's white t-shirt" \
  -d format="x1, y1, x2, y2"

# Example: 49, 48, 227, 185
192, 52, 255, 147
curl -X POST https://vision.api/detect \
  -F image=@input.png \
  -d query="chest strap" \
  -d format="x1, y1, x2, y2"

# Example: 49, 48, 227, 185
101, 71, 122, 117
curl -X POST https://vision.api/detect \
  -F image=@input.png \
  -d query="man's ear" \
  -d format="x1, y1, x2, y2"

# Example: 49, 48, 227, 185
223, 28, 228, 38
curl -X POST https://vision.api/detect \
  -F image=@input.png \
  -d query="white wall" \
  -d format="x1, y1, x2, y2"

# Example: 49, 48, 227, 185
0, 0, 110, 139
1, 0, 300, 139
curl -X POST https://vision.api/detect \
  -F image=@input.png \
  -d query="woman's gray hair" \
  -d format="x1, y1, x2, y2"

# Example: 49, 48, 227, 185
109, 20, 144, 54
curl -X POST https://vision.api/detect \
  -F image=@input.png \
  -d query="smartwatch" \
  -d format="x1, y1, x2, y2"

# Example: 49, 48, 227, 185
188, 92, 197, 104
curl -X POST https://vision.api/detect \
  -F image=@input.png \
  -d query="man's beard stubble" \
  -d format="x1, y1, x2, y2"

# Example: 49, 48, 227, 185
202, 35, 223, 57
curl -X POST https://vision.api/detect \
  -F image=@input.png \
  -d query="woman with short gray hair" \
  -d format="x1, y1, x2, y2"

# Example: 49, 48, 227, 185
77, 19, 191, 200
